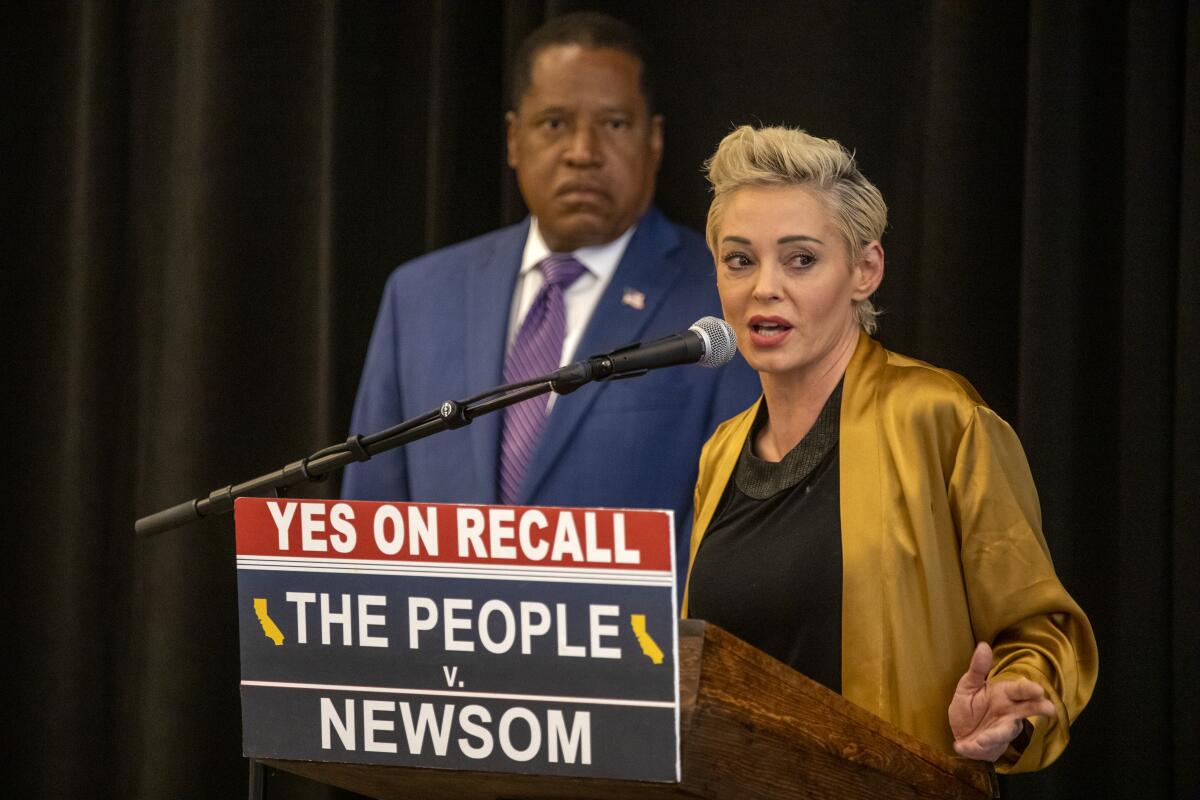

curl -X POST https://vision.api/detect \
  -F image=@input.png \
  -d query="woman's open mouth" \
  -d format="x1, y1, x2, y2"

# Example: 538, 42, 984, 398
748, 316, 793, 346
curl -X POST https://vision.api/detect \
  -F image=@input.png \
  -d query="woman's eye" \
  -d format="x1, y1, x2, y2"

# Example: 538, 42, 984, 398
721, 253, 751, 269
788, 251, 816, 268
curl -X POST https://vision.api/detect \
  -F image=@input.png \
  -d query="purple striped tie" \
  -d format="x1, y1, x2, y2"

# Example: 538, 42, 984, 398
498, 254, 588, 505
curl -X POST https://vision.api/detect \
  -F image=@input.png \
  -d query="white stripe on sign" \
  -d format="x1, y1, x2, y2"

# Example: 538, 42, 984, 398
235, 557, 673, 586
240, 679, 675, 709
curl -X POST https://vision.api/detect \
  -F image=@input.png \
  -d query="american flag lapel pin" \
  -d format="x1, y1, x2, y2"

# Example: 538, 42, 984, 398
621, 287, 646, 310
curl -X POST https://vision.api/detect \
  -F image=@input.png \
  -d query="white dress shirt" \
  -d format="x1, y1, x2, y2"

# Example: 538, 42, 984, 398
507, 218, 635, 362
506, 219, 635, 409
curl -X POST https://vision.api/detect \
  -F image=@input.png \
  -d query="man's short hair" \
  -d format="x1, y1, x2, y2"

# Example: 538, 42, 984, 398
509, 11, 656, 113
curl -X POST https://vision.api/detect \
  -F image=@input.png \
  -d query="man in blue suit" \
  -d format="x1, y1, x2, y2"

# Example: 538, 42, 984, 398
343, 13, 758, 588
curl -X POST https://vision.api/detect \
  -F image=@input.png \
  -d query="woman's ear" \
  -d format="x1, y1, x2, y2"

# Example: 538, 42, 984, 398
852, 241, 885, 300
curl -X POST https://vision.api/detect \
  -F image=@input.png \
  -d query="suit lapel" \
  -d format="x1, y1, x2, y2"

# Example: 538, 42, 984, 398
465, 220, 528, 502
520, 208, 686, 501
838, 333, 887, 717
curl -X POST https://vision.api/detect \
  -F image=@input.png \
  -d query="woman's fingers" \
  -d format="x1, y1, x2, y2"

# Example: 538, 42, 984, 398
953, 716, 1026, 761
955, 642, 994, 695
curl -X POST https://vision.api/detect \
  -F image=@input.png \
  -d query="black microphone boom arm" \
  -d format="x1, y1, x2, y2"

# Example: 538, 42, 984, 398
134, 317, 735, 537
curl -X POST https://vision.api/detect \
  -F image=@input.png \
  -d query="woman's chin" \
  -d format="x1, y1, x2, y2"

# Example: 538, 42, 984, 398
745, 351, 805, 376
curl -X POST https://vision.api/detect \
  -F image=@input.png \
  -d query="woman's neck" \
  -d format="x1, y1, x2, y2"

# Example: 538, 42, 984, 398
756, 328, 860, 462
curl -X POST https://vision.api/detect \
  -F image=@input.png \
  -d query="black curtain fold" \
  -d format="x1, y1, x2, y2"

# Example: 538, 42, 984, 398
912, 1, 1028, 420
1171, 10, 1200, 797
8, 1, 1196, 797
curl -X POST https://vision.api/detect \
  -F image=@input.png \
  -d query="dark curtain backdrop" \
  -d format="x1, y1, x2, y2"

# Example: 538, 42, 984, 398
7, 1, 1197, 797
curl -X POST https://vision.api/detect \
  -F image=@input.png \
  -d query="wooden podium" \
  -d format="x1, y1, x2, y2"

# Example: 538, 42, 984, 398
256, 620, 997, 799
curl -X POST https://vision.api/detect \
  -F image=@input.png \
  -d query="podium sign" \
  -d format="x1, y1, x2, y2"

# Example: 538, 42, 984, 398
234, 498, 680, 782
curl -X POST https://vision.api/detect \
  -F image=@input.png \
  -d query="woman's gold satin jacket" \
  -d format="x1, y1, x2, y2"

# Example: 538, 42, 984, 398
682, 333, 1097, 773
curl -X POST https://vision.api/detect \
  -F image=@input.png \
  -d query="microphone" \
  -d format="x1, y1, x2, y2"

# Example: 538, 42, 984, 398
551, 316, 737, 392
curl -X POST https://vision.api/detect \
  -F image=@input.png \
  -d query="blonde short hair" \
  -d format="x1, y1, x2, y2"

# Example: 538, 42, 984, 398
704, 125, 888, 333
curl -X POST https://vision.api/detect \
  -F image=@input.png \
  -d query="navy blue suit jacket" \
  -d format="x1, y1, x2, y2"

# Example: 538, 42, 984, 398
343, 207, 760, 583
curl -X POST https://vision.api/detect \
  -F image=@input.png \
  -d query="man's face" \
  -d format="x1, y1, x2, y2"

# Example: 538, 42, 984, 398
506, 44, 663, 252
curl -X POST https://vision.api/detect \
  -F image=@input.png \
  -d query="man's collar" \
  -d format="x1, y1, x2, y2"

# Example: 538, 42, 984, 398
520, 217, 637, 281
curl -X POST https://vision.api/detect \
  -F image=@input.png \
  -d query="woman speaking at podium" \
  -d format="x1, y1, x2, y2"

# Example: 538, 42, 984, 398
682, 125, 1097, 773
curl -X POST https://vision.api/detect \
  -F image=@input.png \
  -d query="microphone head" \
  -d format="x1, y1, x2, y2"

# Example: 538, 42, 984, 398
689, 316, 738, 368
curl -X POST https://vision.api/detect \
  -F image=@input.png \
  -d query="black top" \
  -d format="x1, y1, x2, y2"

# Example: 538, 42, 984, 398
687, 386, 843, 692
